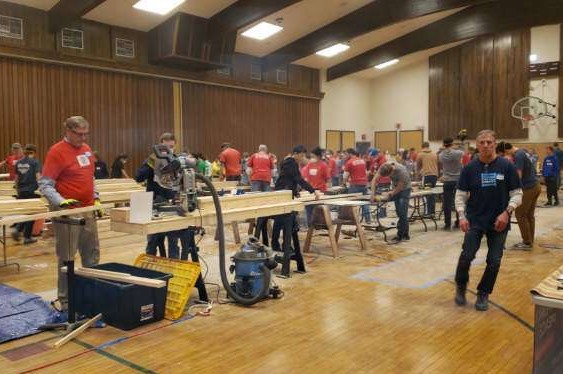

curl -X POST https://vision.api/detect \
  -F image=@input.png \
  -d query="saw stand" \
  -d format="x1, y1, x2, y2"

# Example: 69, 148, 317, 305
39, 216, 93, 334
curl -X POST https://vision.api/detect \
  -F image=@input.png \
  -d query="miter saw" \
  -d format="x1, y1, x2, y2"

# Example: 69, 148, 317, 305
151, 145, 280, 306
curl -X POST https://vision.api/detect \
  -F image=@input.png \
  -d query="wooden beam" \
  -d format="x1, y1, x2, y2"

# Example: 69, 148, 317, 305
54, 313, 102, 349
207, 0, 302, 41
327, 0, 563, 81
48, 0, 107, 32
62, 267, 166, 288
264, 0, 494, 69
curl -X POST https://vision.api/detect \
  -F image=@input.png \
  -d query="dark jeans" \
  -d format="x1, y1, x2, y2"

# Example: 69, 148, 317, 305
442, 181, 459, 227
348, 184, 370, 223
546, 176, 559, 204
455, 227, 508, 294
251, 180, 271, 192
226, 175, 241, 182
422, 175, 438, 215
376, 183, 390, 218
391, 189, 411, 239
331, 176, 340, 187
146, 233, 166, 256
16, 191, 39, 239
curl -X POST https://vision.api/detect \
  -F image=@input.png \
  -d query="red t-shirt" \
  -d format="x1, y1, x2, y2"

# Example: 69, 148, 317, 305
301, 161, 329, 192
4, 154, 23, 180
42, 140, 95, 206
343, 157, 368, 185
247, 152, 273, 182
219, 147, 241, 177
327, 157, 337, 177
462, 153, 472, 166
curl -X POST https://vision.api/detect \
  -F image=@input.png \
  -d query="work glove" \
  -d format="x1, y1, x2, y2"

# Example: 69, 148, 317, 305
59, 199, 80, 208
94, 199, 104, 218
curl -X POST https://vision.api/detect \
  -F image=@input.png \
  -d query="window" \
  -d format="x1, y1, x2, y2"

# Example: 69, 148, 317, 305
216, 67, 231, 76
250, 63, 262, 81
0, 15, 23, 40
276, 68, 287, 84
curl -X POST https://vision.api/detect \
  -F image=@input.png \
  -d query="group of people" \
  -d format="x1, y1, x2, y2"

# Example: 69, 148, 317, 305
3, 116, 562, 316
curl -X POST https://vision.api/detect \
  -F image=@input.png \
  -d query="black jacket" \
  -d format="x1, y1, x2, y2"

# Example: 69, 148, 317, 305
274, 157, 315, 198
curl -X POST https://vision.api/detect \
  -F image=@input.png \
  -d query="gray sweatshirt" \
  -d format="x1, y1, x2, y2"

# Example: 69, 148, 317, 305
439, 148, 464, 182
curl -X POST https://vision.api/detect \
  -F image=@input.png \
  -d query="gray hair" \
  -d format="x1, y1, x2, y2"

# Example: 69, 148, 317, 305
476, 129, 496, 140
64, 116, 89, 131
258, 144, 268, 152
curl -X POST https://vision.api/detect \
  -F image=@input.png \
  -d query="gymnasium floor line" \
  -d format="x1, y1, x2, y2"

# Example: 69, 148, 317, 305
444, 279, 534, 332
14, 312, 198, 373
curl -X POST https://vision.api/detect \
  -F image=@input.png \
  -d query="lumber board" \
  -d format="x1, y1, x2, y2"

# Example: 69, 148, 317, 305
67, 267, 166, 288
0, 203, 112, 226
197, 190, 293, 212
111, 201, 304, 236
0, 173, 9, 180
95, 178, 138, 185
98, 191, 141, 203
54, 314, 102, 349
298, 192, 363, 206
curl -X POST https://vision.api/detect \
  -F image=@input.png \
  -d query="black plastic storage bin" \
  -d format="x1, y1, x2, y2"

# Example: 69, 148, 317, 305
73, 263, 172, 330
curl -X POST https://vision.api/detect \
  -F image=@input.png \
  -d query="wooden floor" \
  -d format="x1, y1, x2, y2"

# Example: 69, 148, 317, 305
1, 196, 563, 373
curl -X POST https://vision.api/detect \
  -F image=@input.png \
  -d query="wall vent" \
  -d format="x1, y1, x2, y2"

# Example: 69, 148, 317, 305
62, 28, 83, 49
0, 15, 23, 40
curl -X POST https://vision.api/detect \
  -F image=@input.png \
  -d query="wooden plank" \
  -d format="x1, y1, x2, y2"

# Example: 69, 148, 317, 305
0, 204, 112, 226
54, 313, 102, 349
69, 267, 166, 288
111, 201, 304, 236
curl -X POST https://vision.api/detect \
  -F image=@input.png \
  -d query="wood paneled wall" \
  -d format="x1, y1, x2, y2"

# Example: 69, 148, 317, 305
181, 82, 319, 160
0, 57, 173, 175
429, 29, 530, 140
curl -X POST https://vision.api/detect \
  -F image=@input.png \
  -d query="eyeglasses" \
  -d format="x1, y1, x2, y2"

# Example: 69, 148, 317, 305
70, 129, 89, 137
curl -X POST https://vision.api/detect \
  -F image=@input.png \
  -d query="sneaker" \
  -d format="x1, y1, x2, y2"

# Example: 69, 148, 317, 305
513, 242, 533, 250
11, 231, 21, 242
475, 292, 489, 311
455, 284, 467, 306
388, 237, 401, 245
23, 238, 37, 245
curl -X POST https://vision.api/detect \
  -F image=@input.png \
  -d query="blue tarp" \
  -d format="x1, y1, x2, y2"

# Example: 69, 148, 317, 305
0, 284, 59, 343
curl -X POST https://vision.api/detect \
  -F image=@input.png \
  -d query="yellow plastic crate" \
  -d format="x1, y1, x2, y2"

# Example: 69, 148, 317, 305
134, 254, 201, 320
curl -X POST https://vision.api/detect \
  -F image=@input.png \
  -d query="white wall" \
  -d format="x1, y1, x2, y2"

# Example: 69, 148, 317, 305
528, 24, 560, 142
369, 61, 429, 137
319, 24, 562, 150
319, 73, 372, 146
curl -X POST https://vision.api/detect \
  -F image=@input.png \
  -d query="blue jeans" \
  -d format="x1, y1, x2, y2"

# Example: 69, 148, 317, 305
331, 176, 340, 187
391, 189, 411, 239
251, 180, 271, 192
376, 183, 390, 218
422, 175, 438, 215
348, 184, 370, 223
455, 227, 508, 294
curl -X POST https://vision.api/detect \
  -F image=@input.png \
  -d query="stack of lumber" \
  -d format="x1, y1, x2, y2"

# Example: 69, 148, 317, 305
0, 173, 9, 180
0, 198, 48, 217
0, 181, 17, 197
110, 190, 303, 235
95, 179, 145, 204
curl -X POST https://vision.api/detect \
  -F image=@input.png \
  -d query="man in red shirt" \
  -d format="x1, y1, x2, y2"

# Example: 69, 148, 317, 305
39, 116, 102, 312
302, 147, 329, 224
0, 143, 24, 180
343, 148, 371, 223
219, 142, 242, 182
325, 149, 339, 187
247, 144, 274, 191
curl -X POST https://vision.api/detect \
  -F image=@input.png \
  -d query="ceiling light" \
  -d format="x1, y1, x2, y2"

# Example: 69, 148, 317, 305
316, 43, 350, 57
529, 54, 538, 62
241, 22, 283, 40
375, 59, 399, 70
133, 0, 186, 15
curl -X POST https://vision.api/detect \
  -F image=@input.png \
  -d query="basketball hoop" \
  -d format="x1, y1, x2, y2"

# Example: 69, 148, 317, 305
511, 95, 556, 129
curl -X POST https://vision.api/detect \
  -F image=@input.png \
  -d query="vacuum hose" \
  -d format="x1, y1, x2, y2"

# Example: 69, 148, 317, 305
195, 174, 271, 306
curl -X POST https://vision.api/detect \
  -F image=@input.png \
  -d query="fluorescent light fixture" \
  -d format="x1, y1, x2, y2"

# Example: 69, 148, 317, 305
133, 0, 186, 15
241, 22, 283, 40
375, 59, 399, 70
316, 43, 350, 57
529, 54, 538, 62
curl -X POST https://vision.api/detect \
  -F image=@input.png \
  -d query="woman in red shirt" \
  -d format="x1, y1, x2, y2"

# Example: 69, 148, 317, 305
302, 147, 329, 225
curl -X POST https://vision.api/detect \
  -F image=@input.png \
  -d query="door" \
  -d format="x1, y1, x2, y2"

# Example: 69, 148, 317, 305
399, 130, 423, 152
374, 131, 397, 154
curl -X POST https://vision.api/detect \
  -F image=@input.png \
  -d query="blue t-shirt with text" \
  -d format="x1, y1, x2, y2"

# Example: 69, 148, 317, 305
457, 156, 521, 231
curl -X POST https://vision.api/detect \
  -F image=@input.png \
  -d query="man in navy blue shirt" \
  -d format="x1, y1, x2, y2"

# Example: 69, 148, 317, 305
503, 143, 541, 250
454, 130, 522, 311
